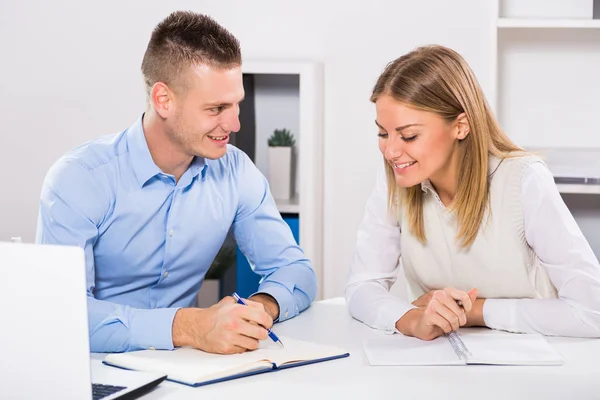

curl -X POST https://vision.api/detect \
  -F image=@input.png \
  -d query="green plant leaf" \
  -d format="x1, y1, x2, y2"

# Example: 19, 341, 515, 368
268, 128, 296, 147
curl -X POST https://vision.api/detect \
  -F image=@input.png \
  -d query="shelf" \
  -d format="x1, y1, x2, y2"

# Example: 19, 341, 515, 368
557, 183, 600, 195
275, 196, 300, 214
527, 147, 600, 195
498, 18, 600, 29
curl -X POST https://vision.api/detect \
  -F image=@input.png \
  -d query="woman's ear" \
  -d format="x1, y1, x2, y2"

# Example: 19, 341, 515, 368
456, 113, 470, 141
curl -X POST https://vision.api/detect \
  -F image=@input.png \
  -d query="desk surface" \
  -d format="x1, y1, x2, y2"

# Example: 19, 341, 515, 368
92, 298, 600, 399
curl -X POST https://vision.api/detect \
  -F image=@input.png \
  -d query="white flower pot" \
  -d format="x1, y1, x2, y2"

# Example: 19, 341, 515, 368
268, 146, 292, 200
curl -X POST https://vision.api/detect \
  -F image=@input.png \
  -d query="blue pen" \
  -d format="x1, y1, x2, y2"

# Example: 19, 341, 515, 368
232, 292, 285, 348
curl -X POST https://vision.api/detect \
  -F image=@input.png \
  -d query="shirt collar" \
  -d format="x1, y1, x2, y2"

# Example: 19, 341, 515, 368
187, 155, 207, 182
420, 179, 435, 194
126, 114, 208, 187
420, 155, 502, 198
126, 115, 162, 187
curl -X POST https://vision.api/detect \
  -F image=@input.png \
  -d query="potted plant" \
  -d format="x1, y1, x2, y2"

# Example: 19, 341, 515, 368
267, 128, 296, 200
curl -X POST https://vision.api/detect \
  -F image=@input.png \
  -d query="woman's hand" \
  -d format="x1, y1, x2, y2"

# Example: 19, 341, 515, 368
397, 288, 478, 340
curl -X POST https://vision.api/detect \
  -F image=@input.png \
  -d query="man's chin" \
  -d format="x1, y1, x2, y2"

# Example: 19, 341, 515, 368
200, 148, 228, 160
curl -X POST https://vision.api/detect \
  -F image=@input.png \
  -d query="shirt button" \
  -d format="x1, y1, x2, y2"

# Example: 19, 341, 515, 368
169, 229, 174, 236
149, 346, 156, 350
284, 310, 289, 318
163, 271, 169, 278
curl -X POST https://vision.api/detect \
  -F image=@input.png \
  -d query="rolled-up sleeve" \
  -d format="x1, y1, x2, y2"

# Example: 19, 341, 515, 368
232, 151, 316, 322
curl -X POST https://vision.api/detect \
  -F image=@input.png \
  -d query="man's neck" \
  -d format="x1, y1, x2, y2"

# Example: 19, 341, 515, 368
142, 111, 193, 183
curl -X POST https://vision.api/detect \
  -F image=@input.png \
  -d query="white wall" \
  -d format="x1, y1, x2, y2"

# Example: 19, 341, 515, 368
0, 0, 496, 298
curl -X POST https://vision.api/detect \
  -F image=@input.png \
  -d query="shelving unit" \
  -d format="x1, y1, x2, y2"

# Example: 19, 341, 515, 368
497, 18, 600, 29
488, 0, 600, 257
274, 196, 300, 214
490, 0, 600, 196
555, 184, 600, 195
233, 60, 324, 299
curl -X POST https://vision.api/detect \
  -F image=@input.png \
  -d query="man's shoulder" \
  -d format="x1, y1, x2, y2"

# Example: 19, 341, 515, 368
61, 131, 127, 172
44, 131, 127, 190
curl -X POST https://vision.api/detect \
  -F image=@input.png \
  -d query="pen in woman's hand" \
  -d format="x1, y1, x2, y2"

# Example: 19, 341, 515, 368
232, 292, 285, 348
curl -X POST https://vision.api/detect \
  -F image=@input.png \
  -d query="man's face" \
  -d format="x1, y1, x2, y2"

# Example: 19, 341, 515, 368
167, 64, 244, 160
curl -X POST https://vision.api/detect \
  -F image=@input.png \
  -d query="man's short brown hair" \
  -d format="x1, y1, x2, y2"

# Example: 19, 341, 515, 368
141, 11, 241, 97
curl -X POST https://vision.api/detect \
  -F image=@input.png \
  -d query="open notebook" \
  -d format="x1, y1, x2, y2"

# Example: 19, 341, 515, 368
104, 337, 349, 387
364, 330, 563, 366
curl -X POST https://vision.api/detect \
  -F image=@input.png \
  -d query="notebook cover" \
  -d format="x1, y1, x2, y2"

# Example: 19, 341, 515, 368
103, 351, 350, 387
275, 352, 350, 371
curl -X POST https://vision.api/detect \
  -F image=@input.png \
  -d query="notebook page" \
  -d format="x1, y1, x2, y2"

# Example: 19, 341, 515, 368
363, 334, 464, 366
104, 347, 274, 385
462, 333, 564, 366
255, 337, 349, 366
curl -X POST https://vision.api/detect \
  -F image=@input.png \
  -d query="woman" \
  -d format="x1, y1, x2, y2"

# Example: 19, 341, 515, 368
346, 45, 600, 340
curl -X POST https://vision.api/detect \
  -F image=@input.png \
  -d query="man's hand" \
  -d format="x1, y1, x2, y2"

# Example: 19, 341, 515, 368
398, 288, 479, 340
171, 296, 273, 354
248, 293, 280, 321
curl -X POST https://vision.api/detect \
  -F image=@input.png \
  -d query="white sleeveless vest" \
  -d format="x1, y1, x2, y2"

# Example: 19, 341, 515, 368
400, 155, 558, 301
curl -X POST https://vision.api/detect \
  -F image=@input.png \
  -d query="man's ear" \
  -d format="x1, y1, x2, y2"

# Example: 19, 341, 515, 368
456, 112, 470, 141
151, 82, 173, 119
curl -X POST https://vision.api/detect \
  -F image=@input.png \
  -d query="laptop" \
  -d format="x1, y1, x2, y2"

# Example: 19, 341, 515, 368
0, 241, 167, 399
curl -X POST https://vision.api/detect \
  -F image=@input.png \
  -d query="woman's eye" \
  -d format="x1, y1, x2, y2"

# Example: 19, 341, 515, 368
377, 132, 388, 138
402, 136, 417, 142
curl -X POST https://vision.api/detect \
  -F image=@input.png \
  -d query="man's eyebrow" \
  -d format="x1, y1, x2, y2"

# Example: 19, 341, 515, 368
205, 96, 246, 107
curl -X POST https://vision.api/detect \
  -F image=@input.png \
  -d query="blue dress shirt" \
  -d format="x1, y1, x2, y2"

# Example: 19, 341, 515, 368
36, 116, 317, 353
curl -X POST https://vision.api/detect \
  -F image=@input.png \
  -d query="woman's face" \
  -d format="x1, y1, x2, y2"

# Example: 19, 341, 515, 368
375, 94, 463, 188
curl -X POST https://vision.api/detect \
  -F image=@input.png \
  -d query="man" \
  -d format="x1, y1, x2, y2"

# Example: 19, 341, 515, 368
36, 10, 316, 354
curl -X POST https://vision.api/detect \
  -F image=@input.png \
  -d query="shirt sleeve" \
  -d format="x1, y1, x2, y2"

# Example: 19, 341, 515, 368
35, 159, 179, 352
232, 150, 316, 322
345, 164, 416, 333
483, 161, 600, 337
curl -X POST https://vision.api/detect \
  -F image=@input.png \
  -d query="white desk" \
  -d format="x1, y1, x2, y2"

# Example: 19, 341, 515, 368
92, 298, 600, 399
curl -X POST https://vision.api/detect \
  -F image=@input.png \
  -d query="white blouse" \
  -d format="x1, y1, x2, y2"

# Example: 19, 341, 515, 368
346, 162, 600, 337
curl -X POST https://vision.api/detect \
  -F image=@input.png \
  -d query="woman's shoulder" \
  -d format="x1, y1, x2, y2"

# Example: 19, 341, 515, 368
490, 151, 547, 176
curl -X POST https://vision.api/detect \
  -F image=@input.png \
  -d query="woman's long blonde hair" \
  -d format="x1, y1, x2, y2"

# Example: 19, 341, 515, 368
371, 45, 522, 248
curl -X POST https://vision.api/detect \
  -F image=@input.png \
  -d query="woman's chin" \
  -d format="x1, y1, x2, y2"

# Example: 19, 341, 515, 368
395, 177, 424, 189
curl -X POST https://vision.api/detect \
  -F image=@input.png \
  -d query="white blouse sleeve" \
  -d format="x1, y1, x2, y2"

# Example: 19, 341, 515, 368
345, 164, 416, 333
483, 162, 600, 337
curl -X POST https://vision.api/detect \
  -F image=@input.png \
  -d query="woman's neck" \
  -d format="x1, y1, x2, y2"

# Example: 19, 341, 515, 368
428, 150, 460, 207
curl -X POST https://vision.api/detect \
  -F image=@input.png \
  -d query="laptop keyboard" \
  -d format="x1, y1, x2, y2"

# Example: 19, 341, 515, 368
92, 383, 127, 400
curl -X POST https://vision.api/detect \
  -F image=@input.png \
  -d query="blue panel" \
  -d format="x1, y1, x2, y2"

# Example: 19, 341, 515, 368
235, 214, 299, 298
